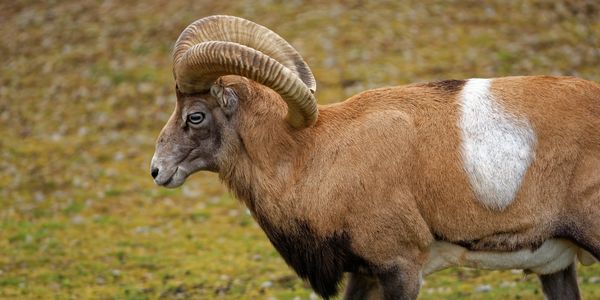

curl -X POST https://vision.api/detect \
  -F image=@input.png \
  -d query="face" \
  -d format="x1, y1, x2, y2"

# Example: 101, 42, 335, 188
151, 90, 226, 188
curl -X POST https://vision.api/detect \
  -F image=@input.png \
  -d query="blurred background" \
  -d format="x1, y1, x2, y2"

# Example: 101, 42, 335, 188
1, 0, 599, 299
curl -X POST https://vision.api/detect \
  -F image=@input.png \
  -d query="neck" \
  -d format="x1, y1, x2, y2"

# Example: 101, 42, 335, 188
218, 87, 310, 225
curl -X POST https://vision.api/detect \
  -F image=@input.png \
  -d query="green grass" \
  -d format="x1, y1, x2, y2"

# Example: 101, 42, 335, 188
1, 0, 599, 299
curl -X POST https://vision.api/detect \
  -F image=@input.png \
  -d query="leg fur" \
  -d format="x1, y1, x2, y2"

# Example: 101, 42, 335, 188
563, 209, 600, 262
376, 268, 421, 300
373, 258, 422, 300
537, 262, 581, 300
568, 152, 600, 261
343, 273, 380, 300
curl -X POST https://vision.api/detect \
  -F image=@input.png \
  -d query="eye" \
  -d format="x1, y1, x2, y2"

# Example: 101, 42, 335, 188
187, 112, 205, 125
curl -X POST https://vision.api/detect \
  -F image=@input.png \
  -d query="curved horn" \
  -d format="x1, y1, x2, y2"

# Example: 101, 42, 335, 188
175, 41, 317, 128
173, 15, 318, 128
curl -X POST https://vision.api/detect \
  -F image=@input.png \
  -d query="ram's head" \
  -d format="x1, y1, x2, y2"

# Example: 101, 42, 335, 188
150, 15, 318, 187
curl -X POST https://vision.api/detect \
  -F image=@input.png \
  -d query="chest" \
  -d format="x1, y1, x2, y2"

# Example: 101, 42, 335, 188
257, 218, 369, 298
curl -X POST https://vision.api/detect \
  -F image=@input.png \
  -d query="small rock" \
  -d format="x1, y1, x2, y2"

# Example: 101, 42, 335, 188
252, 254, 262, 261
134, 226, 150, 234
499, 281, 516, 288
51, 132, 63, 141
113, 152, 125, 161
71, 215, 85, 225
182, 186, 201, 198
475, 284, 492, 293
260, 281, 273, 289
219, 274, 230, 281
144, 272, 154, 281
34, 191, 45, 203
78, 127, 89, 136
137, 82, 153, 94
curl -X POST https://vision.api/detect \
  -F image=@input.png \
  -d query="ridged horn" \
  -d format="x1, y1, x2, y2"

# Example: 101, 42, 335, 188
173, 15, 318, 128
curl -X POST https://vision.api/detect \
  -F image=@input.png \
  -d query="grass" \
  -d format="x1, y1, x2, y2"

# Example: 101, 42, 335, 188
1, 0, 599, 299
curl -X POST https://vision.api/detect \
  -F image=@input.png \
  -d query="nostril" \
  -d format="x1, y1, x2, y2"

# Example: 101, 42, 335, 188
151, 167, 159, 179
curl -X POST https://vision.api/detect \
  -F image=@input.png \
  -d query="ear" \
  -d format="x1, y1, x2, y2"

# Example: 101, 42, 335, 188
175, 84, 183, 98
210, 84, 239, 117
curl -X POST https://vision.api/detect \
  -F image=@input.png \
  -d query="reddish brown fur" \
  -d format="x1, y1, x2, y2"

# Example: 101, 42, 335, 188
157, 75, 600, 298
219, 75, 599, 257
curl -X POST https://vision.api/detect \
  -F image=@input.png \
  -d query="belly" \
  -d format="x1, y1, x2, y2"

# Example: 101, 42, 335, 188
423, 239, 596, 276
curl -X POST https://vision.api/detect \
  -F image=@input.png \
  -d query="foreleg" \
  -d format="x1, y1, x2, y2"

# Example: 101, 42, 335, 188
343, 273, 380, 300
375, 261, 422, 300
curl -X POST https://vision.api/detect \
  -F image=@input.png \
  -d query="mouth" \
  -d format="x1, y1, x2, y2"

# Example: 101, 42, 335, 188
162, 176, 173, 186
154, 167, 176, 185
154, 167, 187, 188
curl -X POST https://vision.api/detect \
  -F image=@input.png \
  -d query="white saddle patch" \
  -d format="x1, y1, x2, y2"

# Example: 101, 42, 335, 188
458, 79, 536, 210
423, 239, 597, 276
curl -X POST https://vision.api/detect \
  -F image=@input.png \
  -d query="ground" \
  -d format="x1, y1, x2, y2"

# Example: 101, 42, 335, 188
1, 0, 599, 299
